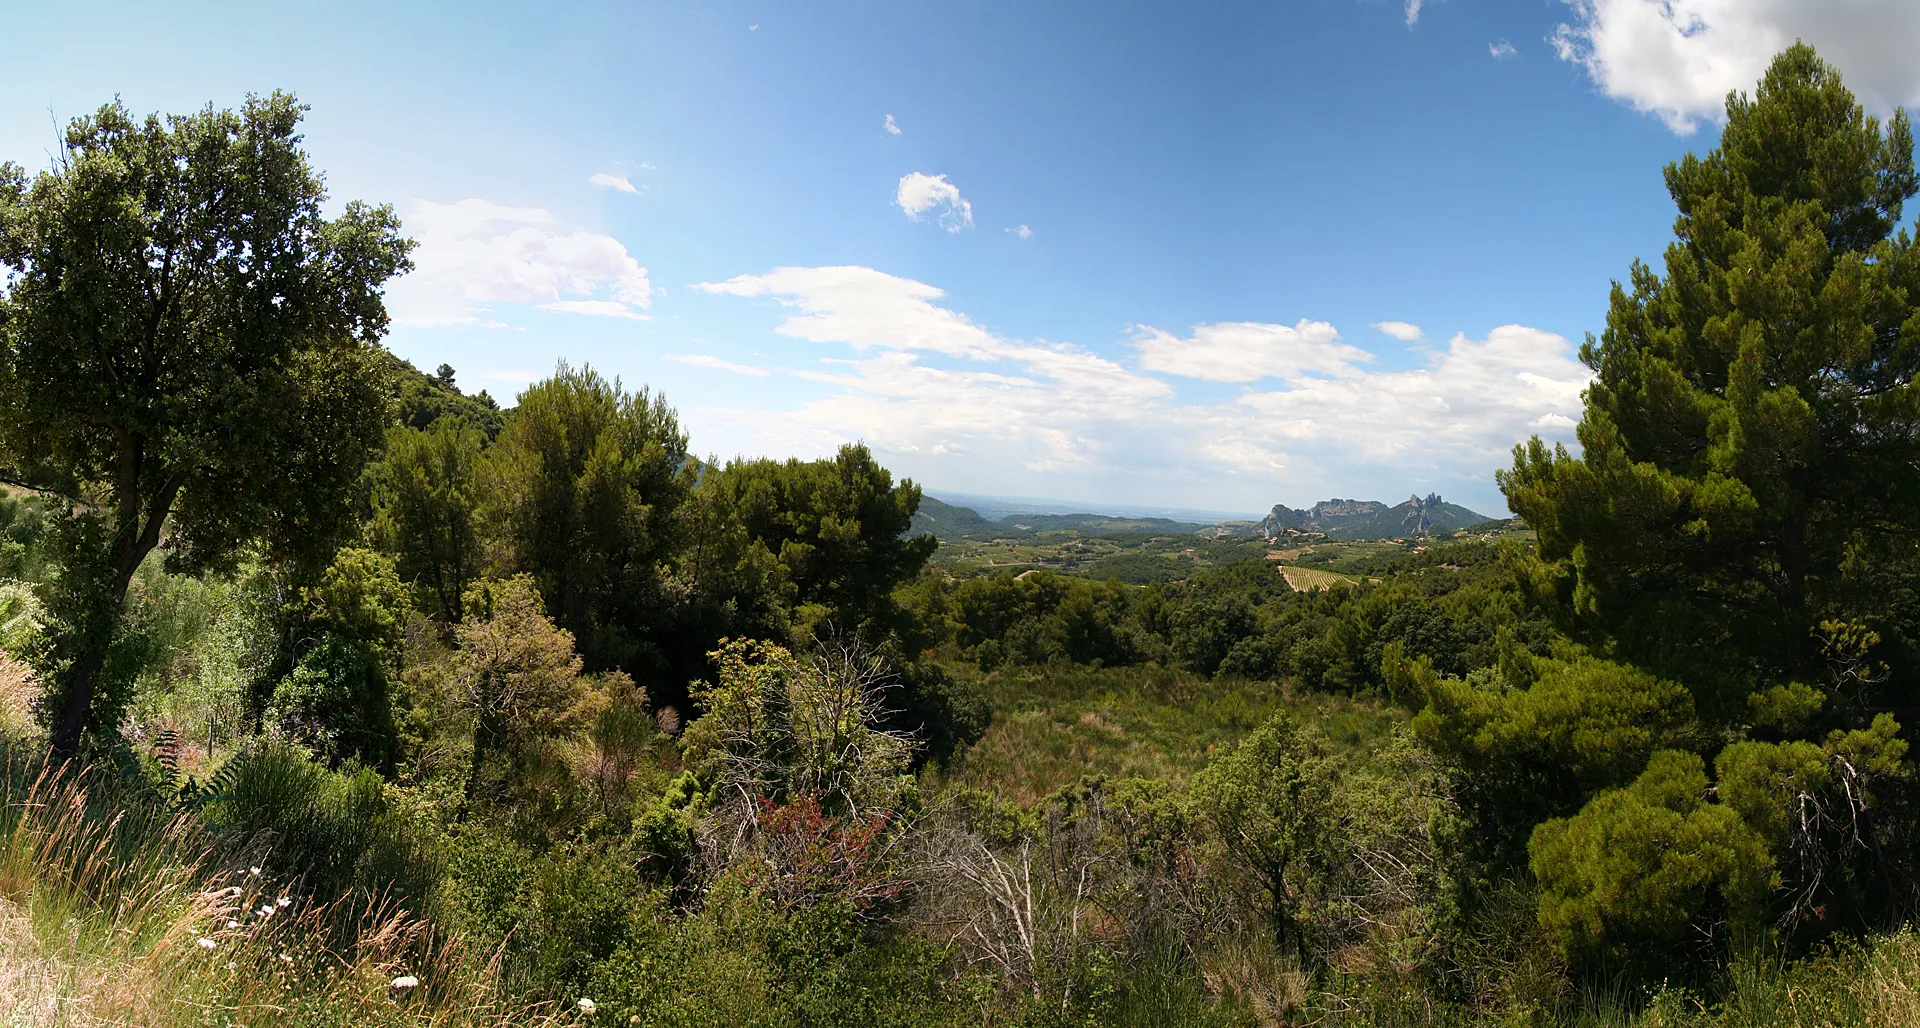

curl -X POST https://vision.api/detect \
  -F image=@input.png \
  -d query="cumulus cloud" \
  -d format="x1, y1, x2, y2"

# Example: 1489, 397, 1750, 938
1405, 0, 1424, 27
895, 172, 974, 232
1553, 0, 1920, 134
667, 353, 772, 377
384, 199, 652, 326
1133, 320, 1371, 383
693, 266, 1591, 497
884, 114, 901, 135
1489, 39, 1516, 59
1009, 224, 1033, 240
589, 172, 637, 193
1233, 325, 1590, 471
1373, 320, 1425, 342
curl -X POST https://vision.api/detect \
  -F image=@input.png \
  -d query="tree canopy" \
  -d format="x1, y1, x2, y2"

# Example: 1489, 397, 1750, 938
0, 93, 411, 756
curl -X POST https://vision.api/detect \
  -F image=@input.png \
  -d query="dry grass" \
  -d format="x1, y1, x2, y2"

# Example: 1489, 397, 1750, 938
0, 763, 568, 1028
0, 653, 36, 739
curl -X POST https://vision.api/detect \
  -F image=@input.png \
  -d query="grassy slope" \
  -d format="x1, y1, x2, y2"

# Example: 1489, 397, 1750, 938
938, 662, 1398, 804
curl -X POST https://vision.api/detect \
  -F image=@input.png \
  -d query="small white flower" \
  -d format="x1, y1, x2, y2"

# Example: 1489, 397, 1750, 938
226, 919, 239, 929
279, 953, 293, 963
391, 975, 419, 990
197, 937, 218, 950
258, 905, 277, 918
577, 998, 596, 1014
248, 866, 262, 876
227, 886, 244, 896
276, 896, 292, 907
226, 961, 236, 970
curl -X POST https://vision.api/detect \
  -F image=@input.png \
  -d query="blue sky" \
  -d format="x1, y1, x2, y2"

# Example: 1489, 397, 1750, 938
6, 1, 1918, 516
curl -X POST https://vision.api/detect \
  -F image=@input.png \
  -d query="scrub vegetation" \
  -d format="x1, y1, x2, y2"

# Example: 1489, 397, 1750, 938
0, 45, 1918, 1027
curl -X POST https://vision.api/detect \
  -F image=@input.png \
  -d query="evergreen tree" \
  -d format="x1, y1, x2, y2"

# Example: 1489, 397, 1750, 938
1500, 44, 1919, 720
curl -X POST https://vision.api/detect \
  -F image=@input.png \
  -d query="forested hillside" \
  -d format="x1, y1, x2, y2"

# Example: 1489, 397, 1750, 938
0, 46, 1918, 1028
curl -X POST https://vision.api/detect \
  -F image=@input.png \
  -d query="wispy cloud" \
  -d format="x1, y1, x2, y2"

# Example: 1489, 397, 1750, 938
895, 172, 974, 232
1488, 39, 1516, 58
537, 299, 650, 320
1009, 224, 1032, 240
1372, 320, 1425, 341
667, 353, 772, 377
1404, 0, 1424, 28
383, 198, 652, 327
693, 265, 1591, 502
1134, 320, 1370, 384
589, 172, 636, 193
884, 113, 901, 135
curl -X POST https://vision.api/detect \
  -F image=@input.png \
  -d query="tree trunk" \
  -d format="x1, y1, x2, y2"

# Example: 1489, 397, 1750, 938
46, 466, 190, 762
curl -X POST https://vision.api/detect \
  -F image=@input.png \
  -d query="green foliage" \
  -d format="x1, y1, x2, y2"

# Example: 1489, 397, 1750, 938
1402, 653, 1697, 851
487, 362, 692, 679
698, 442, 936, 640
1499, 45, 1920, 716
684, 638, 913, 815
267, 638, 399, 771
371, 418, 489, 624
453, 574, 598, 804
204, 738, 441, 905
0, 93, 409, 756
1529, 750, 1771, 962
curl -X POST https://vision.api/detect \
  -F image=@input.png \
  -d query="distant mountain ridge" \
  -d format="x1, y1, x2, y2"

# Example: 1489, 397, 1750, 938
913, 492, 1499, 544
911, 496, 1204, 542
1246, 493, 1496, 540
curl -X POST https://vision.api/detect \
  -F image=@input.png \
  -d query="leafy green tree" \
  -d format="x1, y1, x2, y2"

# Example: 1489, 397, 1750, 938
485, 364, 691, 677
265, 547, 409, 770
1190, 710, 1338, 953
0, 94, 410, 758
454, 575, 597, 802
697, 443, 936, 641
371, 418, 489, 624
1499, 45, 1920, 717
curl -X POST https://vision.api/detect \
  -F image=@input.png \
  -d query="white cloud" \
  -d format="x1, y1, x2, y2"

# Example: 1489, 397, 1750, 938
537, 300, 650, 320
1405, 0, 1424, 28
1133, 320, 1371, 383
1009, 224, 1033, 240
884, 114, 901, 135
895, 172, 974, 232
693, 266, 1592, 499
694, 266, 1168, 471
1232, 325, 1591, 469
1553, 0, 1920, 134
589, 172, 636, 193
384, 198, 652, 327
667, 354, 772, 377
1489, 39, 1517, 59
1373, 320, 1425, 342
639, 162, 657, 171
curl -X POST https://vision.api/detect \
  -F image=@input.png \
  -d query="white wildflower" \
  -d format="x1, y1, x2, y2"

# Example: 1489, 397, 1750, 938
391, 975, 419, 989
197, 937, 217, 950
257, 905, 275, 919
226, 919, 239, 929
276, 896, 291, 907
248, 866, 261, 875
578, 998, 596, 1014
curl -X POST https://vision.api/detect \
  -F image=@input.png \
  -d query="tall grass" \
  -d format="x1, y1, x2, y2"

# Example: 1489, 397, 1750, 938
0, 755, 564, 1027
